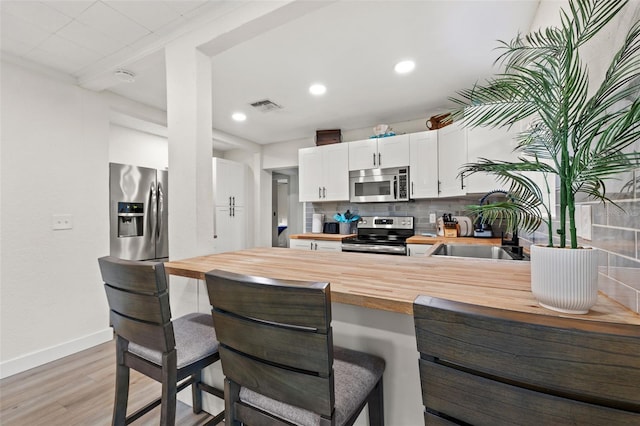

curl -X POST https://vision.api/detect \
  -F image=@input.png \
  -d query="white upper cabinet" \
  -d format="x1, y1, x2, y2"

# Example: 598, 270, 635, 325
299, 143, 349, 202
465, 125, 519, 194
213, 157, 246, 207
437, 123, 468, 197
348, 134, 410, 170
409, 131, 439, 198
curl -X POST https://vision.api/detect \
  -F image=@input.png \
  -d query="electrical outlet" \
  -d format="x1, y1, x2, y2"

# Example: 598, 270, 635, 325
52, 214, 73, 230
429, 213, 436, 224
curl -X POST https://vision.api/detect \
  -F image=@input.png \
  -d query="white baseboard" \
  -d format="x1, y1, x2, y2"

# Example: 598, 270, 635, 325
0, 328, 113, 379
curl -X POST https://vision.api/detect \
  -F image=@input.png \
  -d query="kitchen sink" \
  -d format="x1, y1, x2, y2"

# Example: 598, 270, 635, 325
432, 244, 529, 261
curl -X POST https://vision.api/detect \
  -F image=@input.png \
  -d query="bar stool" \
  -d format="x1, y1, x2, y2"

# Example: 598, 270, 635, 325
204, 269, 385, 426
98, 256, 225, 425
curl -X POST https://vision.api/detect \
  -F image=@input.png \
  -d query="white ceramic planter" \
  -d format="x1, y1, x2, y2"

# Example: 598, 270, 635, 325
530, 244, 598, 314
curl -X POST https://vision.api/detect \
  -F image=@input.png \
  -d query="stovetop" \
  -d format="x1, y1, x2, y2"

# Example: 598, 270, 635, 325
341, 216, 414, 255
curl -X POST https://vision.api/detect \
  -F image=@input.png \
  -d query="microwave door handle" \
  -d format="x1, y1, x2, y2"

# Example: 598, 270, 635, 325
393, 176, 398, 199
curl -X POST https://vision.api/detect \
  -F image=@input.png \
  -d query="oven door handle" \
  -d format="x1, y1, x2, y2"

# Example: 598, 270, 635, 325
341, 244, 407, 255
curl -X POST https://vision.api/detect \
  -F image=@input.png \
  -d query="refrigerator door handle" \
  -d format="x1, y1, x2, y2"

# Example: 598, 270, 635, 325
149, 182, 157, 246
156, 182, 164, 238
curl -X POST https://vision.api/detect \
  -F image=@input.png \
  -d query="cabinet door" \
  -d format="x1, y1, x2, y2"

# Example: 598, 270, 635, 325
409, 131, 439, 199
377, 134, 410, 169
348, 139, 377, 170
213, 158, 246, 206
322, 143, 349, 201
465, 126, 518, 194
289, 239, 313, 250
407, 244, 432, 256
299, 147, 323, 202
438, 123, 467, 197
315, 240, 342, 252
215, 206, 246, 253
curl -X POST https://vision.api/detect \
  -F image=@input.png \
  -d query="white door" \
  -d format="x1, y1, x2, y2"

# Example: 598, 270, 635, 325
348, 139, 377, 170
299, 147, 323, 202
322, 143, 350, 201
377, 134, 410, 169
438, 123, 467, 197
409, 131, 439, 199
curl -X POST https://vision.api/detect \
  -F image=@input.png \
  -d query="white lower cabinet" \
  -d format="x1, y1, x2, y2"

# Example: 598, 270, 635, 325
289, 239, 342, 252
407, 244, 432, 256
215, 206, 246, 253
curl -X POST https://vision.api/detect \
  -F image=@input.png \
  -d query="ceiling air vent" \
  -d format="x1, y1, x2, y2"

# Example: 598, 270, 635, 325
250, 99, 283, 112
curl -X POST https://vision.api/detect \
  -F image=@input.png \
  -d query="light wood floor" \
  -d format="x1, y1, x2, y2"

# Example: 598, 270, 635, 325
0, 340, 220, 425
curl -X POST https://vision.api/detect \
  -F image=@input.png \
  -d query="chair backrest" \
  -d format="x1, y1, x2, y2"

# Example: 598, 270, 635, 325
413, 295, 640, 425
98, 256, 174, 353
204, 269, 334, 418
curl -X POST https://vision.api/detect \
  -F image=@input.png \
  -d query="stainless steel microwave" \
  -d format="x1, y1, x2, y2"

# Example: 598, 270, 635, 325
349, 167, 409, 203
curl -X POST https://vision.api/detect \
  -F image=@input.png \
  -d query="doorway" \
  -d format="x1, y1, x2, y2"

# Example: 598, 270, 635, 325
271, 170, 301, 247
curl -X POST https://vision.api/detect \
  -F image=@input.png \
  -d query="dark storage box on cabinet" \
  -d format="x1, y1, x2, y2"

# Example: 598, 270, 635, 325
316, 129, 342, 146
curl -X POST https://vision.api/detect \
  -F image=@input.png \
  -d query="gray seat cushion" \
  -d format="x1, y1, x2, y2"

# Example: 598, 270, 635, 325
128, 313, 219, 369
240, 346, 385, 426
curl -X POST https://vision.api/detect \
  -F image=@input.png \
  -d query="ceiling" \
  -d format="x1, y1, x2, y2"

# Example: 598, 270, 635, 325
0, 0, 541, 147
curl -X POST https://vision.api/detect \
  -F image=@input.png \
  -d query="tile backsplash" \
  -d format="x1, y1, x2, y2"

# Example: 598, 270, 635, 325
305, 196, 510, 236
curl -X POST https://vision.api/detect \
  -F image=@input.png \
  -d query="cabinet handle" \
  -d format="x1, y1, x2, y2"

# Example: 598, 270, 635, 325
460, 173, 465, 190
373, 153, 376, 166
378, 153, 381, 166
318, 187, 322, 198
229, 196, 232, 208
408, 247, 411, 256
310, 242, 313, 250
232, 196, 235, 207
411, 181, 414, 196
314, 242, 318, 250
438, 181, 441, 194
323, 187, 326, 198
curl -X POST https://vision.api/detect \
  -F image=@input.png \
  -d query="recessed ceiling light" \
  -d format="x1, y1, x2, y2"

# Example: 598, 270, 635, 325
232, 112, 246, 122
394, 60, 415, 74
309, 83, 327, 96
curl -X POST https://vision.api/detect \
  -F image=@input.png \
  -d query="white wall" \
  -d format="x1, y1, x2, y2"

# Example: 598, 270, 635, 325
0, 60, 112, 377
109, 124, 168, 170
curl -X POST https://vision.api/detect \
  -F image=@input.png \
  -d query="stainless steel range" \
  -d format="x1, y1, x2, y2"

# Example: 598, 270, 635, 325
341, 216, 414, 255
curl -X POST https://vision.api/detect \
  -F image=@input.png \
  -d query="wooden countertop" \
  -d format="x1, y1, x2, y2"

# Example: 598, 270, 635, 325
289, 233, 356, 241
406, 235, 502, 245
164, 247, 640, 325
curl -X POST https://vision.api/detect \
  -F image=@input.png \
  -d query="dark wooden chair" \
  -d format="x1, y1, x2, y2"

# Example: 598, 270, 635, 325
413, 295, 640, 425
204, 269, 385, 426
98, 256, 225, 426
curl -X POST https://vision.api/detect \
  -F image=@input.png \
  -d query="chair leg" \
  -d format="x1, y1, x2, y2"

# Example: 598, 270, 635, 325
367, 377, 384, 426
160, 350, 178, 426
113, 336, 130, 426
191, 370, 203, 414
225, 378, 242, 426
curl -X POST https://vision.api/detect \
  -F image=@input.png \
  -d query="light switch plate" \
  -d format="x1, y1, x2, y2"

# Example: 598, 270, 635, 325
52, 214, 73, 230
429, 213, 436, 224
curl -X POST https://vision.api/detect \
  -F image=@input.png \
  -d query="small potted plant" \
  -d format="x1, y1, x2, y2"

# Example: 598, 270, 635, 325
449, 0, 640, 313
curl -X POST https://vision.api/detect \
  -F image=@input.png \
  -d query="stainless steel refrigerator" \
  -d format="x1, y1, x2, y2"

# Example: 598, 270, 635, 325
109, 163, 168, 261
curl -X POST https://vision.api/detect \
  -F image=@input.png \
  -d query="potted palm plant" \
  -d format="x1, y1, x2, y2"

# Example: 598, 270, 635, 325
449, 0, 640, 313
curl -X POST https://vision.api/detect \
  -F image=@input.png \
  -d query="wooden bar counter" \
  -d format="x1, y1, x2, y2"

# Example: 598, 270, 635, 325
165, 247, 639, 425
165, 247, 640, 324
